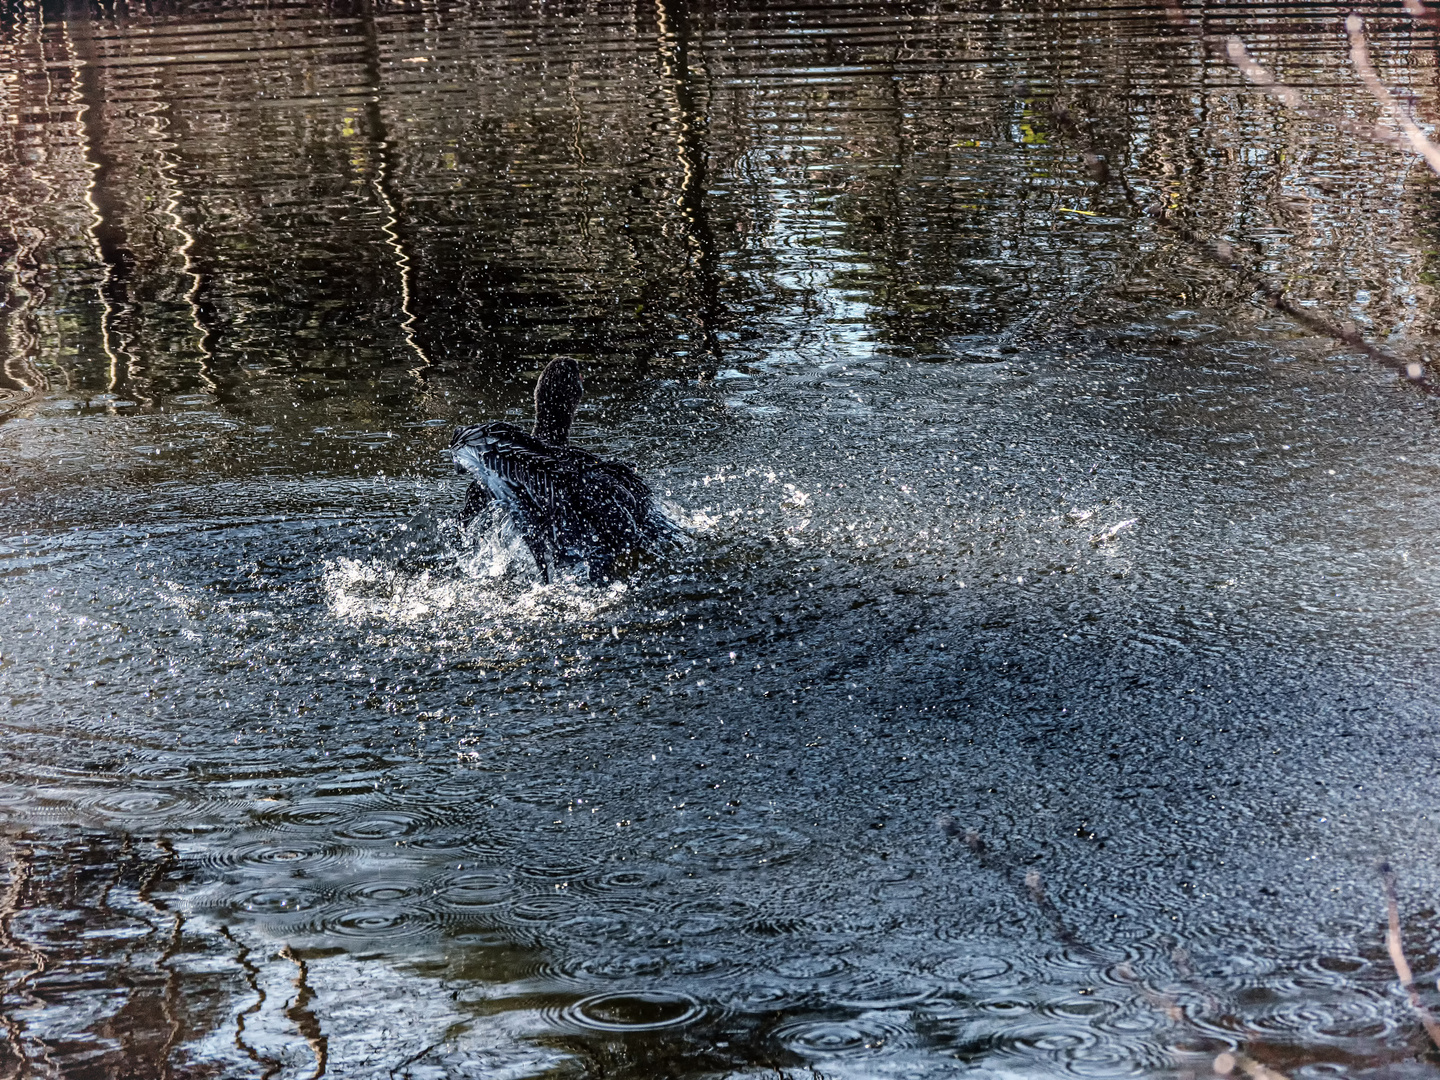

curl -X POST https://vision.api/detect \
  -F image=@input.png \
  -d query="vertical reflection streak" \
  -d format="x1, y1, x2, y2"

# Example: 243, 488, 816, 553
62, 15, 125, 401
217, 925, 275, 1075
0, 841, 47, 1075
279, 944, 328, 1080
139, 839, 183, 1080
19, 0, 62, 394
150, 102, 216, 393
361, 0, 430, 379
655, 0, 722, 371
568, 60, 595, 260
0, 3, 47, 396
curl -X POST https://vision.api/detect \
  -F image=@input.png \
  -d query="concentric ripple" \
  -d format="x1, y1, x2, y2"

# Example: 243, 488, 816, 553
122, 761, 195, 783
333, 808, 434, 842
657, 824, 811, 871
340, 877, 430, 904
222, 885, 328, 917
254, 800, 350, 829
537, 949, 674, 984
514, 858, 607, 882
430, 869, 520, 910
771, 1011, 915, 1056
560, 991, 705, 1032
201, 836, 353, 873
320, 903, 444, 941
79, 788, 192, 822
1207, 983, 1398, 1045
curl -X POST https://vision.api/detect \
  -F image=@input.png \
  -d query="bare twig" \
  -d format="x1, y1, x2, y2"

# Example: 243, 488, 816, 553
938, 818, 1292, 1080
1213, 1050, 1294, 1080
1043, 86, 1440, 395
1151, 10, 1440, 390
1223, 37, 1410, 153
1379, 862, 1440, 1051
1346, 15, 1440, 177
1403, 0, 1440, 33
1201, 233, 1439, 394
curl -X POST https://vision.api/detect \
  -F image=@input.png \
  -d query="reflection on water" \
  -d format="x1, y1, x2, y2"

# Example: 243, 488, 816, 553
7, 0, 1440, 1076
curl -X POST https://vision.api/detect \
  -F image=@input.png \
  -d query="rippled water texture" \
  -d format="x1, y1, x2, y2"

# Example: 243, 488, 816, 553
7, 1, 1440, 1076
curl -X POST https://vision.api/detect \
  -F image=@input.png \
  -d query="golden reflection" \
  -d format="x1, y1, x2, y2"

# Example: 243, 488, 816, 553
359, 2, 431, 380
151, 104, 216, 394
0, 5, 45, 398
0, 2, 1435, 405
374, 168, 431, 378
654, 0, 722, 371
63, 16, 127, 406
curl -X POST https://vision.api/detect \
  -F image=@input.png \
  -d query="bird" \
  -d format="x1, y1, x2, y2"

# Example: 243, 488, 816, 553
449, 357, 682, 583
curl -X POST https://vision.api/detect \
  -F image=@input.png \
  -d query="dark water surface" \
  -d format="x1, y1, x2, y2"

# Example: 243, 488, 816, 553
7, 1, 1440, 1076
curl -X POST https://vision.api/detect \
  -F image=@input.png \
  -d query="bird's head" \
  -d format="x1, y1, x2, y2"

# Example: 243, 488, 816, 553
534, 356, 584, 444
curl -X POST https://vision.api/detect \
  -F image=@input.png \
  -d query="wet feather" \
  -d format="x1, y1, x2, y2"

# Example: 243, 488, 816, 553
449, 360, 682, 582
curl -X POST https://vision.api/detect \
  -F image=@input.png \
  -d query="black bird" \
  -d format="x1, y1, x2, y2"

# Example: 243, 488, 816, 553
449, 358, 682, 583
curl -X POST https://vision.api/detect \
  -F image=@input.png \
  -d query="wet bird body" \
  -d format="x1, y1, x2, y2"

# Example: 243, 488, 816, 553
450, 359, 680, 582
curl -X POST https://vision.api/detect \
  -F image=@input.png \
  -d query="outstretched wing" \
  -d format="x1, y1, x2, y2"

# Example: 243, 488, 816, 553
450, 422, 685, 577
450, 423, 564, 540
452, 423, 564, 515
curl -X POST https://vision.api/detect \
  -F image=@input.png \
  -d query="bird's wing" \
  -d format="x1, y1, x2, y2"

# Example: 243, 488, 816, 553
450, 423, 684, 557
450, 423, 568, 526
589, 459, 686, 547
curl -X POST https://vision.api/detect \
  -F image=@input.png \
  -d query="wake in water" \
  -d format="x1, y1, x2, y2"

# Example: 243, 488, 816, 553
324, 508, 633, 629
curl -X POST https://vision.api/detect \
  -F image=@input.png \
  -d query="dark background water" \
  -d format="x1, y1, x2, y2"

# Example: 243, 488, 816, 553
6, 1, 1440, 1077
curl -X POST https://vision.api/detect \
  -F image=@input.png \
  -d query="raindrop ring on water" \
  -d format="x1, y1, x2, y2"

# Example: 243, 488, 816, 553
560, 991, 705, 1032
770, 1013, 913, 1057
223, 885, 327, 917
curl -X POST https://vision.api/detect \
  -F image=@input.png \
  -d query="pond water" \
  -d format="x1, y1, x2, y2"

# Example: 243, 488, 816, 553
6, 1, 1440, 1077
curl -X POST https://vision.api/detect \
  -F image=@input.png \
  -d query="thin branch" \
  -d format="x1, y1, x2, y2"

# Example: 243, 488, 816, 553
1197, 18, 1440, 390
1223, 37, 1410, 153
1403, 0, 1440, 33
1201, 234, 1439, 394
1379, 862, 1440, 1051
1214, 1050, 1295, 1080
1346, 15, 1440, 177
938, 818, 1292, 1080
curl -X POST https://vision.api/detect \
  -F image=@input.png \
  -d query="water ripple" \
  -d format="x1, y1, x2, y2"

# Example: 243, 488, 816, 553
430, 868, 520, 910
656, 823, 811, 871
200, 837, 353, 873
560, 991, 706, 1033
771, 1011, 915, 1057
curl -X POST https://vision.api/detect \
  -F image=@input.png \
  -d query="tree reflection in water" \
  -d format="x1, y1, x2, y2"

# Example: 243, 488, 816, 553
5, 2, 1440, 1077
